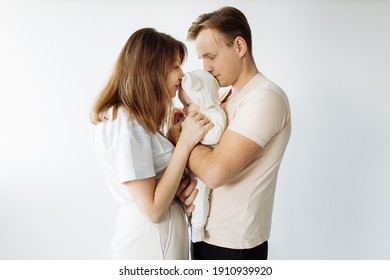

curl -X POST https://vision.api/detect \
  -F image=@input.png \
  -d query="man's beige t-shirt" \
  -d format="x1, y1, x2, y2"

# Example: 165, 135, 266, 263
204, 73, 291, 249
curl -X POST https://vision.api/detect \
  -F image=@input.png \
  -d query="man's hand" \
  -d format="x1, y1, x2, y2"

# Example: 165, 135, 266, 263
176, 176, 198, 216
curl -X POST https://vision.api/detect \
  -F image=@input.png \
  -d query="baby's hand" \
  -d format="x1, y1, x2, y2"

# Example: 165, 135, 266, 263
173, 108, 184, 124
167, 108, 185, 145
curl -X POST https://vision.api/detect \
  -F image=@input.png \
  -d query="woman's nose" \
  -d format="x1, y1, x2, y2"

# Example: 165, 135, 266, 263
179, 68, 184, 79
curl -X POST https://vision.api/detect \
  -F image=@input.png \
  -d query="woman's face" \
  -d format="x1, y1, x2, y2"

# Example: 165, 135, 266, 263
166, 59, 184, 98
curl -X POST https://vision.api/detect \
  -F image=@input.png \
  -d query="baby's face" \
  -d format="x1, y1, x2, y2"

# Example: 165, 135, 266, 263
178, 87, 200, 116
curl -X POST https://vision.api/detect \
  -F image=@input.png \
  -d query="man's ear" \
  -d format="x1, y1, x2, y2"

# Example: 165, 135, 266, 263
234, 36, 247, 57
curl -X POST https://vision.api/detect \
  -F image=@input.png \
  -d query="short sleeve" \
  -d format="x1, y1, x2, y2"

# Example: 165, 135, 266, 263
228, 88, 290, 148
112, 128, 155, 184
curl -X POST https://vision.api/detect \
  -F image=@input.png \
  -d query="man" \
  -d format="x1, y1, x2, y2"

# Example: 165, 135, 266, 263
175, 6, 291, 260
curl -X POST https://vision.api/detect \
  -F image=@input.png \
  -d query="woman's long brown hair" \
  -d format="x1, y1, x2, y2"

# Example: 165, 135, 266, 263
91, 28, 187, 133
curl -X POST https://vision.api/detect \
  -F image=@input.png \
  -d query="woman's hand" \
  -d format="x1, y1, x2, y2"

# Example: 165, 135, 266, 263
178, 111, 213, 149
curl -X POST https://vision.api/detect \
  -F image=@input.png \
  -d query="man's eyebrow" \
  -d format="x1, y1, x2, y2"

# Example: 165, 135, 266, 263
199, 53, 214, 59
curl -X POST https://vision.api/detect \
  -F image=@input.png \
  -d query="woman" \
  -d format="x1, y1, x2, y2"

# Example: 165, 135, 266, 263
90, 28, 212, 259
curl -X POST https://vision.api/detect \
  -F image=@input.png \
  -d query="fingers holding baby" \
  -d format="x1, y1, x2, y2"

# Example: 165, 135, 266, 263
179, 111, 213, 148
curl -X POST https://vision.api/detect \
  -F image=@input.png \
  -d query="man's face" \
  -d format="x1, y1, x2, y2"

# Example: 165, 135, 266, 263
194, 29, 241, 88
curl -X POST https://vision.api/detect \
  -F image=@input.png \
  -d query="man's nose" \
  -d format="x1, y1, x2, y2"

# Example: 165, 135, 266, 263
203, 61, 213, 72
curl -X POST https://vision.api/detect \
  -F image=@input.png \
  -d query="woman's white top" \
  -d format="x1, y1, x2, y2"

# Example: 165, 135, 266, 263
94, 108, 174, 204
94, 108, 189, 260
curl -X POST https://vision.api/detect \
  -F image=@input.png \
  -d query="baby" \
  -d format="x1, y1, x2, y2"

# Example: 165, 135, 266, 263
178, 69, 227, 243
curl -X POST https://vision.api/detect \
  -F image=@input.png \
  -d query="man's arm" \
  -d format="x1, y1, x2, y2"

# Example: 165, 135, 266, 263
188, 129, 262, 189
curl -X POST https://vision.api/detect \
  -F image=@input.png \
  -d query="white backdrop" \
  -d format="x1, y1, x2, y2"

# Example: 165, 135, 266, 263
1, 0, 389, 259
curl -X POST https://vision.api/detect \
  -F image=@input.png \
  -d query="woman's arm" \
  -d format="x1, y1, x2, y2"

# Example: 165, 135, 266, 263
125, 111, 212, 223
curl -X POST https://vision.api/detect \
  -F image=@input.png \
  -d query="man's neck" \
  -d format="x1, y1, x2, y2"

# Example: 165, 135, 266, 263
231, 66, 259, 96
